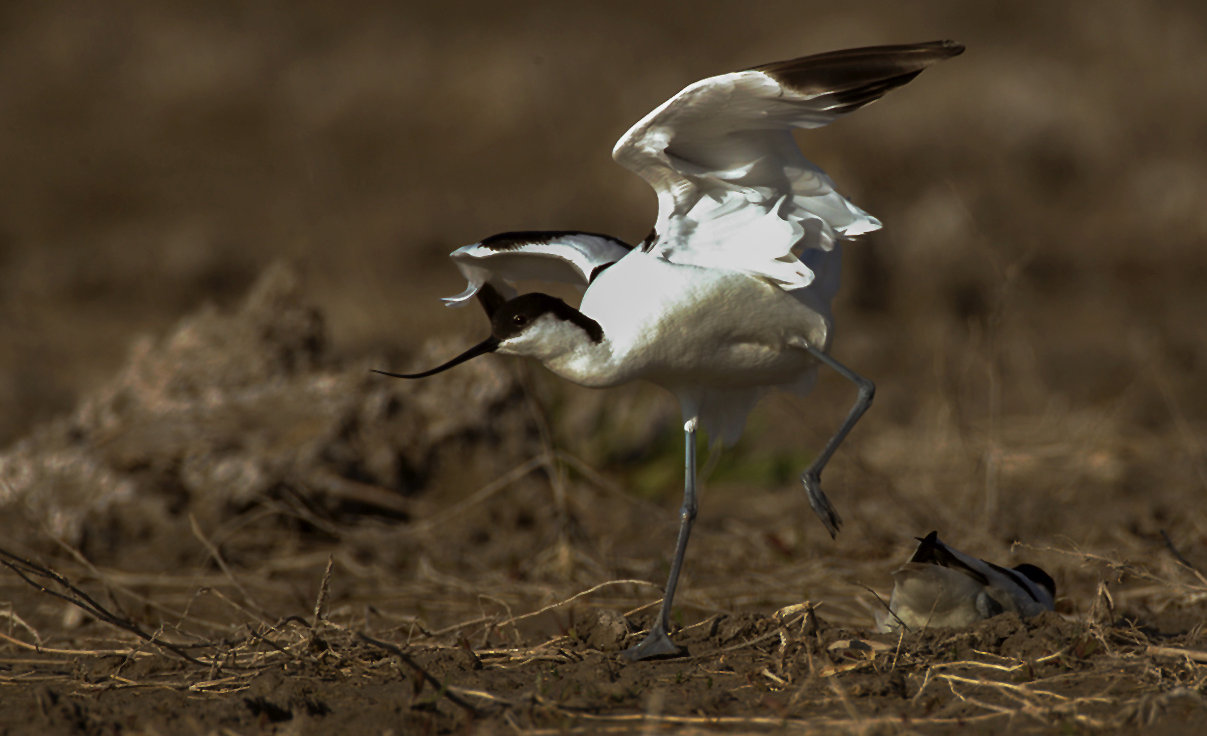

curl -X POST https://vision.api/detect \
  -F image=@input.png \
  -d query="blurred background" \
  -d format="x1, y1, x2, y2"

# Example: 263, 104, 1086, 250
1, 0, 1204, 568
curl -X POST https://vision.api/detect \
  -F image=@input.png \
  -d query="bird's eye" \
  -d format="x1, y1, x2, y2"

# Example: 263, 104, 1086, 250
512, 314, 527, 326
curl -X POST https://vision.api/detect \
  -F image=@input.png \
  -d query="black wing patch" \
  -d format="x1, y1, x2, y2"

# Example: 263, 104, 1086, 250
479, 230, 634, 252
475, 283, 508, 318
910, 531, 991, 587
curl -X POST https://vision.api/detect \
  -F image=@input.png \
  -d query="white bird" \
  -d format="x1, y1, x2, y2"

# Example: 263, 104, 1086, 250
378, 41, 964, 659
879, 531, 1056, 632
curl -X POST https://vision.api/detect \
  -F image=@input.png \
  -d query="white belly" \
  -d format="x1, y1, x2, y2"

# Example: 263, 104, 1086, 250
579, 252, 831, 389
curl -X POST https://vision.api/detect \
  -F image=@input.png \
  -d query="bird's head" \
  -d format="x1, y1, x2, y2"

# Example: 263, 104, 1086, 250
373, 293, 603, 379
1012, 563, 1056, 602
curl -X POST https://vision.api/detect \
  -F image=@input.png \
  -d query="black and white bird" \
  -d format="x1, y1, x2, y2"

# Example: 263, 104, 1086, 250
378, 41, 964, 659
879, 531, 1056, 632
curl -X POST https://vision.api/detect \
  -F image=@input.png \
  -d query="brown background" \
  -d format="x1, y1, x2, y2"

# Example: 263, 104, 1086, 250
1, 1, 1205, 732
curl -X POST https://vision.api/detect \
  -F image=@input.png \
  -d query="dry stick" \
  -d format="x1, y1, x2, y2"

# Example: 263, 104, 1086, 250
1026, 539, 1207, 597
0, 546, 207, 667
534, 707, 1008, 730
1159, 530, 1207, 588
0, 630, 153, 658
938, 673, 1115, 727
1146, 645, 1207, 663
496, 578, 658, 630
689, 622, 804, 661
937, 673, 1073, 702
858, 582, 907, 632
44, 528, 211, 633
0, 606, 43, 646
444, 685, 514, 706
194, 586, 278, 631
312, 554, 335, 632
889, 626, 907, 675
242, 628, 301, 665
357, 632, 479, 716
423, 578, 662, 643
188, 514, 275, 623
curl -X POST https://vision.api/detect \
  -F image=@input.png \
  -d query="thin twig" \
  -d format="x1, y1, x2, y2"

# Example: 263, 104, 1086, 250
0, 546, 207, 667
312, 555, 335, 632
0, 631, 154, 658
189, 514, 274, 622
1146, 645, 1207, 663
1159, 530, 1207, 587
357, 632, 480, 716
497, 579, 657, 628
858, 582, 906, 631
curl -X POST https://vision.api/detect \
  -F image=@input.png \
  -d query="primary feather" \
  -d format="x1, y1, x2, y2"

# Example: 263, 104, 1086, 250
613, 40, 963, 294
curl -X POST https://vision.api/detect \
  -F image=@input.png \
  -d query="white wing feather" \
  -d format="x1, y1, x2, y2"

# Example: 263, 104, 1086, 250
442, 232, 631, 306
613, 41, 964, 296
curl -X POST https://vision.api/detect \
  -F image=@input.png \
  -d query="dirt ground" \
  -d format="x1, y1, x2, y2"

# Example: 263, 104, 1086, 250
2, 2, 1207, 734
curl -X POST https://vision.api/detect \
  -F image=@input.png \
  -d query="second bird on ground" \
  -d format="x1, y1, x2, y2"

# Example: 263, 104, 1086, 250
880, 531, 1056, 631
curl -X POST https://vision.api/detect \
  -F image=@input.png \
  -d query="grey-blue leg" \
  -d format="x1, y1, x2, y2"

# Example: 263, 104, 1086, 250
790, 339, 875, 538
623, 418, 698, 660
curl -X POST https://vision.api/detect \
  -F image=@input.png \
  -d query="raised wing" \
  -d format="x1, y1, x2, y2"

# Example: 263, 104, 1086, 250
612, 41, 963, 293
442, 231, 632, 307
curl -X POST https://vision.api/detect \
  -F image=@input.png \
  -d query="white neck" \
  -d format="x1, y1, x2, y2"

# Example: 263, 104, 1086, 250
497, 315, 626, 388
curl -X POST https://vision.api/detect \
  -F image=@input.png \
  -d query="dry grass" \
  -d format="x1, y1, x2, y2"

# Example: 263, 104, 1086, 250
3, 456, 1207, 733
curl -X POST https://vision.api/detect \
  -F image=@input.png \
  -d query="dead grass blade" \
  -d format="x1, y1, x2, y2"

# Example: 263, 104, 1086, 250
0, 545, 208, 667
1146, 645, 1207, 663
357, 632, 480, 716
311, 554, 335, 632
0, 630, 154, 658
1160, 529, 1207, 588
189, 513, 274, 623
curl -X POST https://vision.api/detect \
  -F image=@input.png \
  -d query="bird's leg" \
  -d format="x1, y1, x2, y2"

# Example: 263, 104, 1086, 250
790, 339, 875, 538
623, 418, 698, 661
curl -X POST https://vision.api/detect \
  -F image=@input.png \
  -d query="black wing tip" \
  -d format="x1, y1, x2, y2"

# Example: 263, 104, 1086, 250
477, 230, 633, 252
932, 39, 965, 56
754, 40, 964, 72
902, 39, 965, 58
752, 40, 963, 105
908, 531, 995, 586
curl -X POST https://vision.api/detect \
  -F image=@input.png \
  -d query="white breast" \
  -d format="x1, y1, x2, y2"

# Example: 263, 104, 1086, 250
580, 252, 829, 389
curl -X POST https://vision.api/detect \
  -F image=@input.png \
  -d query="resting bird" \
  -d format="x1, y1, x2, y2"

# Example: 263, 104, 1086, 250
377, 41, 964, 659
879, 531, 1056, 631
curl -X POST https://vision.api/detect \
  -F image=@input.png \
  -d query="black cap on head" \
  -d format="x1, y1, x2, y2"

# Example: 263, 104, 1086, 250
489, 293, 603, 343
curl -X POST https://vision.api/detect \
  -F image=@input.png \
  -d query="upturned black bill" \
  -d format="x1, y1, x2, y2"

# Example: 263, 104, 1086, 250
372, 336, 500, 379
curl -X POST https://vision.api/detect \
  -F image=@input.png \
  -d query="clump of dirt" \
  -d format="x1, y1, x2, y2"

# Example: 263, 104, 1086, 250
0, 264, 537, 566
